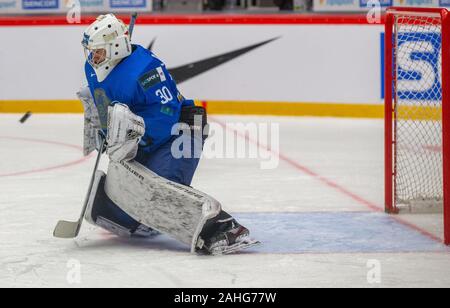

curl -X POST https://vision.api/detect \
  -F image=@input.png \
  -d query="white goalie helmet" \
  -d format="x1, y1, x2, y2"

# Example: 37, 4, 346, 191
82, 14, 132, 82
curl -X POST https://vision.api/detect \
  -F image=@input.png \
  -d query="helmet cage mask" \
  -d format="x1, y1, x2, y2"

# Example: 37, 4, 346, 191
81, 14, 132, 82
84, 44, 111, 69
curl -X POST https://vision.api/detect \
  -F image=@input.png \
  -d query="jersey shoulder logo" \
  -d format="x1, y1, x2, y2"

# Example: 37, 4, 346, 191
138, 67, 166, 91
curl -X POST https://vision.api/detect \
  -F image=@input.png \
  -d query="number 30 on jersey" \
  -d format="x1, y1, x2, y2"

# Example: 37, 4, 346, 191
156, 86, 173, 105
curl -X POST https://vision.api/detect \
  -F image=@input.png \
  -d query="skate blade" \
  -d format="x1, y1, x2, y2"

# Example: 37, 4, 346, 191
211, 239, 261, 256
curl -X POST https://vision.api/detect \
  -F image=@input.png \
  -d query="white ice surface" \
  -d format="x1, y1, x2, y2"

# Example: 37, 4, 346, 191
0, 114, 449, 288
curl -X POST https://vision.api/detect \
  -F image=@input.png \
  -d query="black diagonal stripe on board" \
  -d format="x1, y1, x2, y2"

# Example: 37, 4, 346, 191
147, 37, 157, 52
148, 37, 280, 84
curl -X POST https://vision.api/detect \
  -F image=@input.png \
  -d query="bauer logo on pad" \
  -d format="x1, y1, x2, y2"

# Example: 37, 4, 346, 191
139, 67, 166, 91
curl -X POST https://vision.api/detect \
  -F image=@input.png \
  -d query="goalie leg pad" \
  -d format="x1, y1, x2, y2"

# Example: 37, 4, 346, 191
104, 160, 222, 253
85, 170, 158, 238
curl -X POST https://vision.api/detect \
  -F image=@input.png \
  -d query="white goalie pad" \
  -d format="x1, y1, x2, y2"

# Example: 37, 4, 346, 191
77, 87, 102, 156
104, 160, 222, 253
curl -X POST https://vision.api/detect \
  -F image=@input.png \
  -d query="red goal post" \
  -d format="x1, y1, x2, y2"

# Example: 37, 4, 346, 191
385, 7, 450, 245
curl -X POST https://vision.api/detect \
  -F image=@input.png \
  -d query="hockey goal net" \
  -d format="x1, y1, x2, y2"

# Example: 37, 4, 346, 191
385, 7, 450, 245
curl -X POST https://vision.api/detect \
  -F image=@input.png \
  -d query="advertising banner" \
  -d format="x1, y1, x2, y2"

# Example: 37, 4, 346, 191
0, 0, 152, 14
0, 0, 19, 13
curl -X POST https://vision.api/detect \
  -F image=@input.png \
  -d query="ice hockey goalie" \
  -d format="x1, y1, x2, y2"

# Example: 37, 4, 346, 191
79, 14, 259, 255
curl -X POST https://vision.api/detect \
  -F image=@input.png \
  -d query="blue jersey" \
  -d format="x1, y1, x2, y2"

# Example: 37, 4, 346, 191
85, 44, 194, 153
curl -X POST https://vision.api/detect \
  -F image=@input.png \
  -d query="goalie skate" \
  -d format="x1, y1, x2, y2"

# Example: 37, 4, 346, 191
200, 219, 261, 255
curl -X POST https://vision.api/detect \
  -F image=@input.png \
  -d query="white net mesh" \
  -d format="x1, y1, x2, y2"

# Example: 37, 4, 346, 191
394, 14, 444, 212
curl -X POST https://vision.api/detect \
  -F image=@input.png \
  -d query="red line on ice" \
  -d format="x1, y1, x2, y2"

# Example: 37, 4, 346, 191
210, 117, 444, 244
0, 136, 92, 177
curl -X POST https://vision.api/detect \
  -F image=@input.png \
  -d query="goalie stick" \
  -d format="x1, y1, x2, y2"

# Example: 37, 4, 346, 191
53, 135, 106, 238
53, 13, 138, 239
128, 12, 138, 39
